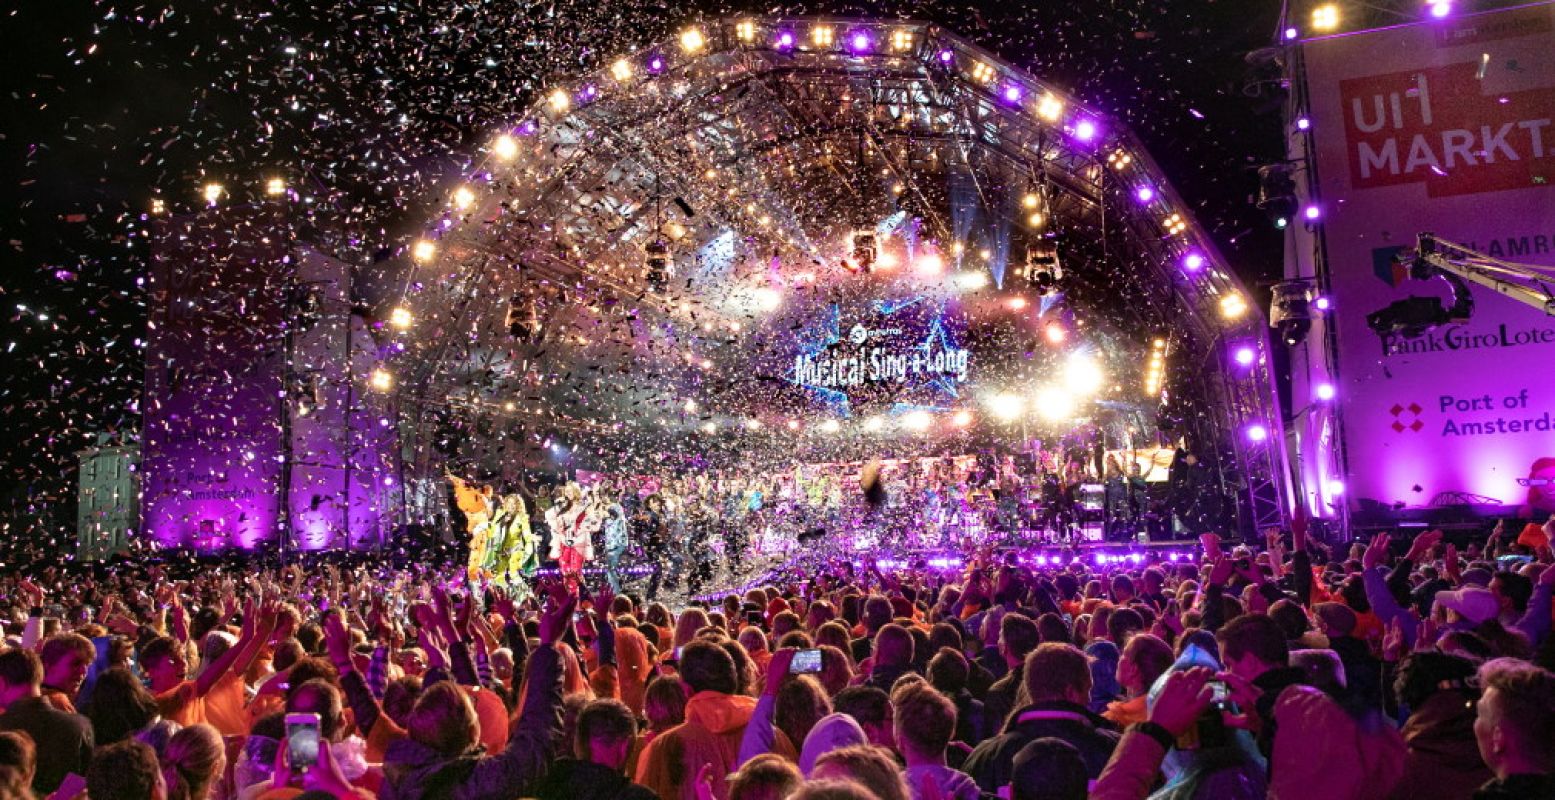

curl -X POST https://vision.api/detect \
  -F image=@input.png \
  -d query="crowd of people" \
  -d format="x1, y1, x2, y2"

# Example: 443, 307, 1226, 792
1, 512, 1554, 800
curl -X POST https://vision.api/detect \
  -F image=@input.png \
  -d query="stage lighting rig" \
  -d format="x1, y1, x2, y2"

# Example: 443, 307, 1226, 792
1269, 280, 1314, 346
1256, 164, 1298, 228
1020, 241, 1063, 295
848, 227, 878, 273
645, 239, 672, 292
506, 294, 544, 343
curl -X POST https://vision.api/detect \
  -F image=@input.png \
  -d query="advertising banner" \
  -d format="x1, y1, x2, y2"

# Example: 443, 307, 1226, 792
1303, 3, 1555, 517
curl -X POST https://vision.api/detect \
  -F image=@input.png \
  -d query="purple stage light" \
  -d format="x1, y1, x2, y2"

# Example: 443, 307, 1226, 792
1073, 119, 1097, 141
1246, 423, 1270, 442
581, 84, 598, 101
776, 31, 795, 50
647, 55, 665, 73
1130, 553, 1144, 564
1168, 552, 1181, 561
1002, 84, 1023, 104
1285, 27, 1299, 40
1296, 117, 1311, 130
937, 49, 954, 63
1233, 346, 1256, 367
1304, 204, 1322, 221
1316, 382, 1337, 401
849, 31, 872, 53
1314, 295, 1332, 311
1035, 555, 1049, 566
1182, 252, 1205, 271
1429, 1, 1451, 18
1135, 186, 1155, 203
1094, 553, 1108, 566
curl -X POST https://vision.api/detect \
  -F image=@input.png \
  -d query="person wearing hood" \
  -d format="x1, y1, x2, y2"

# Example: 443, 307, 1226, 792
529, 698, 658, 800
637, 640, 792, 800
894, 683, 980, 800
378, 588, 570, 800
1387, 652, 1490, 800
799, 713, 869, 776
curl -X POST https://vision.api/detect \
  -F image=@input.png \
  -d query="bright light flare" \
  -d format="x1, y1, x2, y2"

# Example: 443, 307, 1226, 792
492, 134, 519, 160
389, 307, 413, 329
680, 28, 706, 52
547, 89, 570, 112
1044, 322, 1067, 344
202, 183, 224, 205
1036, 93, 1064, 121
1032, 386, 1076, 421
1311, 3, 1340, 31
1064, 353, 1105, 396
412, 239, 437, 263
1219, 293, 1249, 320
954, 272, 989, 290
368, 368, 394, 392
265, 177, 287, 196
820, 418, 842, 433
913, 252, 945, 274
902, 410, 932, 431
951, 410, 973, 427
611, 59, 633, 81
862, 416, 884, 432
452, 185, 476, 210
753, 287, 783, 311
988, 393, 1025, 422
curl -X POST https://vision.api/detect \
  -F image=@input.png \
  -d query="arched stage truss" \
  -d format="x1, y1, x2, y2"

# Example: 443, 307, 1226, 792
377, 17, 1294, 537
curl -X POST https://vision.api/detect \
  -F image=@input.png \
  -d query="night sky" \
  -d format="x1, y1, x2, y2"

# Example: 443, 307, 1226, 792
0, 0, 1285, 537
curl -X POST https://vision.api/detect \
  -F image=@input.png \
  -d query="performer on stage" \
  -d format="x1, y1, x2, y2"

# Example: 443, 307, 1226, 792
485, 493, 538, 590
546, 483, 596, 592
448, 472, 495, 582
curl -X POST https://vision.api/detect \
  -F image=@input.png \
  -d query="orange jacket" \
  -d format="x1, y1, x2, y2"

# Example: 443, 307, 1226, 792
635, 691, 780, 800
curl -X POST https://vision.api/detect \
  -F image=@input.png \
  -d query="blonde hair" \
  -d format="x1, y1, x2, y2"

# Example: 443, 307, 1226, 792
161, 724, 225, 800
674, 608, 710, 649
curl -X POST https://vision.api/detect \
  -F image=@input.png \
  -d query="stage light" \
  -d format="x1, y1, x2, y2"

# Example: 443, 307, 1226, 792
1021, 242, 1063, 295
265, 177, 287, 196
1315, 382, 1337, 401
1022, 193, 1041, 209
1007, 296, 1028, 311
1183, 252, 1205, 271
786, 419, 800, 430
952, 409, 973, 427
664, 221, 687, 240
368, 368, 394, 392
1002, 84, 1024, 104
1044, 322, 1067, 344
891, 29, 914, 51
902, 410, 932, 431
1246, 423, 1270, 442
1311, 3, 1340, 31
452, 185, 476, 210
1037, 93, 1064, 121
680, 28, 706, 53
1303, 204, 1322, 221
1035, 555, 1049, 566
683, 399, 697, 413
1135, 186, 1155, 203
1314, 296, 1332, 311
1107, 150, 1133, 170
970, 62, 996, 84
492, 133, 519, 160
1296, 117, 1312, 131
744, 418, 763, 430
811, 25, 834, 47
754, 287, 783, 311
547, 89, 570, 112
202, 182, 224, 205
701, 421, 717, 434
1285, 27, 1299, 40
775, 31, 795, 50
1027, 212, 1045, 228
1429, 1, 1452, 18
937, 49, 954, 64
1327, 480, 1346, 496
1033, 386, 1076, 421
820, 418, 842, 433
645, 239, 671, 292
503, 401, 516, 412
1219, 293, 1248, 320
150, 198, 166, 215
1164, 213, 1187, 236
1064, 353, 1104, 396
850, 228, 879, 272
1233, 345, 1256, 367
647, 55, 665, 73
860, 416, 883, 433
1073, 119, 1098, 141
412, 239, 437, 263
735, 20, 756, 41
914, 251, 944, 274
611, 58, 633, 81
989, 393, 1025, 421
875, 251, 899, 269
848, 31, 872, 53
389, 307, 413, 329
954, 272, 989, 290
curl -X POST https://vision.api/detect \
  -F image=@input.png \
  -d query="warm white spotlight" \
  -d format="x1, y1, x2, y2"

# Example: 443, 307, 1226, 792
914, 252, 945, 274
988, 393, 1025, 421
611, 58, 633, 81
861, 416, 884, 432
547, 89, 570, 112
951, 409, 973, 427
368, 368, 394, 392
891, 29, 915, 51
811, 25, 834, 47
1036, 94, 1065, 121
735, 20, 756, 42
1007, 296, 1028, 311
744, 418, 763, 430
411, 239, 437, 263
954, 272, 989, 290
902, 410, 933, 431
754, 287, 783, 311
492, 134, 519, 160
1064, 353, 1105, 396
1220, 293, 1249, 320
1022, 193, 1041, 209
680, 28, 706, 52
1044, 322, 1067, 344
452, 185, 476, 210
1027, 212, 1045, 228
150, 198, 166, 215
1033, 385, 1076, 421
683, 399, 698, 413
786, 419, 801, 431
389, 307, 413, 329
1311, 3, 1340, 31
820, 418, 842, 433
265, 177, 287, 196
701, 421, 717, 434
202, 183, 224, 205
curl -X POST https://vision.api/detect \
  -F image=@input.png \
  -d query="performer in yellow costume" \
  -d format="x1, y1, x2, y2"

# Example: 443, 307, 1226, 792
448, 472, 495, 582
485, 493, 539, 590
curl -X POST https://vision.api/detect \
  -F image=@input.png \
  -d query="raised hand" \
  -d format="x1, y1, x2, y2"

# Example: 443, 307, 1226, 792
537, 581, 577, 645
1362, 533, 1391, 571
1148, 667, 1216, 737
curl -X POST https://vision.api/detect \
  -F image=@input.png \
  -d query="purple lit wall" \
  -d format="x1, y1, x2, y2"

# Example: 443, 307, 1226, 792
143, 211, 400, 551
143, 204, 292, 550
